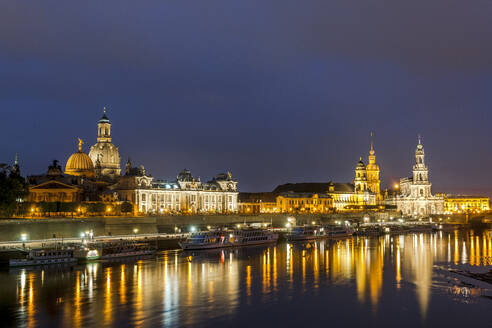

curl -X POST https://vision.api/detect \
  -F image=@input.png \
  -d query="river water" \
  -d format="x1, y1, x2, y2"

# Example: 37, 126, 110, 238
1, 230, 491, 328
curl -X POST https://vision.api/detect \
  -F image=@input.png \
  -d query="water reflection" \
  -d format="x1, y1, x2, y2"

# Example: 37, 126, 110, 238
1, 230, 491, 327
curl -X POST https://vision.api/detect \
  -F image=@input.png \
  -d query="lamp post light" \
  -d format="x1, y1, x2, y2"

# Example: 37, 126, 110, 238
133, 228, 139, 239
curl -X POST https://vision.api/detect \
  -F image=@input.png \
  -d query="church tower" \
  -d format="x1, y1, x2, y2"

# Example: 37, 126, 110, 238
354, 157, 367, 193
412, 135, 431, 197
365, 132, 381, 199
89, 108, 121, 179
97, 108, 112, 143
12, 153, 20, 175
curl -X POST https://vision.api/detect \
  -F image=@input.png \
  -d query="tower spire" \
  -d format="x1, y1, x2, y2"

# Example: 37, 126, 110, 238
370, 131, 374, 151
12, 153, 20, 174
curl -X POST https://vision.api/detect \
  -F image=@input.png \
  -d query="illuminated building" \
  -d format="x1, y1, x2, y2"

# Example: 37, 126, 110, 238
28, 140, 111, 203
395, 136, 444, 216
28, 160, 83, 202
273, 180, 376, 212
276, 192, 333, 213
354, 158, 368, 192
238, 193, 277, 214
444, 195, 490, 214
366, 132, 381, 200
88, 108, 122, 179
116, 164, 238, 214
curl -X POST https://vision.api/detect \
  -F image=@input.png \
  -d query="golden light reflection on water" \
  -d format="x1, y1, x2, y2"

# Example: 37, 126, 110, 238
7, 230, 492, 327
74, 271, 81, 328
104, 267, 113, 327
120, 264, 126, 305
27, 272, 35, 328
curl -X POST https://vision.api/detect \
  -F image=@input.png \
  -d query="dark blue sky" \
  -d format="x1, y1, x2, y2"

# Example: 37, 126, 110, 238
1, 1, 491, 195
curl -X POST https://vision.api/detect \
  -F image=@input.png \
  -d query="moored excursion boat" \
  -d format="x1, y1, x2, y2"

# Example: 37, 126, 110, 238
323, 225, 354, 238
432, 223, 459, 231
98, 241, 156, 259
286, 225, 324, 241
179, 231, 230, 250
229, 228, 279, 247
180, 228, 278, 250
354, 225, 384, 236
9, 248, 77, 267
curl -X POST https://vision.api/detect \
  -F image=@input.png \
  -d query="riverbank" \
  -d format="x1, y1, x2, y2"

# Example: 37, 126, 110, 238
0, 212, 478, 242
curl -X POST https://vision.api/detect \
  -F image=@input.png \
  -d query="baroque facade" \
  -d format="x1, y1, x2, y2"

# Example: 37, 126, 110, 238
395, 137, 444, 216
88, 108, 121, 179
115, 164, 238, 214
366, 133, 381, 200
444, 195, 490, 214
276, 192, 333, 214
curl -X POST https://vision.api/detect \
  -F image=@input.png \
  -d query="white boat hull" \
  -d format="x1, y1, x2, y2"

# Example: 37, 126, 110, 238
9, 257, 77, 267
101, 250, 155, 259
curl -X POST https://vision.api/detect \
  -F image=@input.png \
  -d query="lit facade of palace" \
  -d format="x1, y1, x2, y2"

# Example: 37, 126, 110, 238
276, 193, 333, 214
395, 137, 444, 216
444, 195, 490, 214
116, 165, 238, 214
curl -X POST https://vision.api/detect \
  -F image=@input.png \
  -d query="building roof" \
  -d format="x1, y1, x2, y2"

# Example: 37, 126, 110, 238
278, 192, 332, 199
238, 192, 277, 203
99, 108, 110, 123
445, 195, 489, 199
272, 182, 354, 194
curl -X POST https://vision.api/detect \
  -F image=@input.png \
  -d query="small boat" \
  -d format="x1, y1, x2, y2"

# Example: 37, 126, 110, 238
9, 248, 77, 267
286, 225, 324, 241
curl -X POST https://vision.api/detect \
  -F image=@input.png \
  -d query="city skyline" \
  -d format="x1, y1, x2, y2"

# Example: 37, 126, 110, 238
3, 109, 489, 198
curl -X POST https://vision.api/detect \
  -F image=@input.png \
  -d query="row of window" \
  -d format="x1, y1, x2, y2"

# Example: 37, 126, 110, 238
139, 192, 234, 204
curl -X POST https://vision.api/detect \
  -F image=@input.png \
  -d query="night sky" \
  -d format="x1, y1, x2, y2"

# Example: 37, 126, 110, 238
1, 1, 491, 196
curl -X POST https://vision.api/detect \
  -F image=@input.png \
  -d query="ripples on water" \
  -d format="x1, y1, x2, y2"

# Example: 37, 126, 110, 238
1, 230, 491, 328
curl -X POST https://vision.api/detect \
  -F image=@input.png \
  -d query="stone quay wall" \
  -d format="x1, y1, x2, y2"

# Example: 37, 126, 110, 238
1, 211, 483, 242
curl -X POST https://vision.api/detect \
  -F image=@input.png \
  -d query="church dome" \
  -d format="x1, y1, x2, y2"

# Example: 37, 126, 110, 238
65, 139, 95, 178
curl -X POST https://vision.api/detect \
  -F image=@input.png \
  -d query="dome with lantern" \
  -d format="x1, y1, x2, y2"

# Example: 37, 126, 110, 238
65, 138, 95, 178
